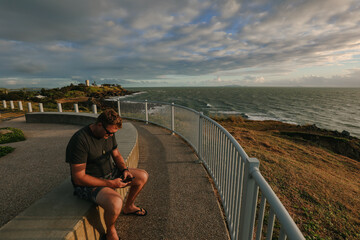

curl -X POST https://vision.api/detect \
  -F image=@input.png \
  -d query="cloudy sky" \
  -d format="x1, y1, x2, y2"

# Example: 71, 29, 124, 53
0, 0, 359, 88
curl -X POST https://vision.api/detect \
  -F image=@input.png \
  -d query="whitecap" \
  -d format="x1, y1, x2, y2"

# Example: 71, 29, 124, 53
209, 110, 249, 118
105, 91, 147, 101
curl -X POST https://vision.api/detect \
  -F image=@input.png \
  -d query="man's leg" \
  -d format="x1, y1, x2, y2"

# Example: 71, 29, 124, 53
96, 188, 123, 240
122, 168, 149, 214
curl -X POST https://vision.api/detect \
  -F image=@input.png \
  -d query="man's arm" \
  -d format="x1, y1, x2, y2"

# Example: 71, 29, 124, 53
111, 148, 127, 170
111, 148, 133, 179
71, 163, 129, 188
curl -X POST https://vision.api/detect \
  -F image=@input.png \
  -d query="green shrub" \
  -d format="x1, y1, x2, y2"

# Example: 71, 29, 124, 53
0, 127, 26, 144
0, 146, 14, 157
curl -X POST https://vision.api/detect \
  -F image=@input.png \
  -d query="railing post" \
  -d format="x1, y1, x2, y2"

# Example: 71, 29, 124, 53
117, 100, 121, 117
145, 100, 148, 124
92, 104, 97, 114
74, 103, 79, 113
10, 100, 14, 110
198, 112, 203, 161
18, 101, 23, 111
171, 103, 175, 135
2, 100, 7, 109
39, 103, 44, 112
57, 103, 62, 112
27, 102, 32, 113
251, 170, 306, 240
239, 158, 260, 240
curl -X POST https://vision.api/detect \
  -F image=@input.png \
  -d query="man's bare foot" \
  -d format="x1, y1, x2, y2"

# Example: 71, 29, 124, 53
123, 205, 147, 216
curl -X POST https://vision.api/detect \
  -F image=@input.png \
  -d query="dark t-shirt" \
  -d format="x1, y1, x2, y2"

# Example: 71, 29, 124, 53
66, 125, 118, 180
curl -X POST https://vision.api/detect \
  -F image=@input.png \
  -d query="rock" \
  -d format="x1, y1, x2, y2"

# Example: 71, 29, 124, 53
0, 129, 12, 135
241, 113, 249, 119
341, 130, 350, 137
307, 124, 319, 131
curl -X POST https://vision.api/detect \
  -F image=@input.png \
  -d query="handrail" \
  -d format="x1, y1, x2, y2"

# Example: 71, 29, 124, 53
112, 99, 304, 240
200, 113, 250, 161
251, 168, 305, 239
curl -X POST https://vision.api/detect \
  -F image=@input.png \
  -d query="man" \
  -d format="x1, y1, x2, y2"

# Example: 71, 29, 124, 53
66, 108, 148, 240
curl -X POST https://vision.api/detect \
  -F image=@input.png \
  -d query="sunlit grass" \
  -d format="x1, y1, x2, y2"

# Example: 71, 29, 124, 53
0, 127, 26, 144
215, 116, 360, 239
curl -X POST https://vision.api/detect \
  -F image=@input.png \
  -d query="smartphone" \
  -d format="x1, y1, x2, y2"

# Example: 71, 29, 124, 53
122, 177, 135, 183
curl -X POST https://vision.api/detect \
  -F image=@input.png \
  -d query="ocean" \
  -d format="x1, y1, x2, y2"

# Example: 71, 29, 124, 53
120, 87, 360, 138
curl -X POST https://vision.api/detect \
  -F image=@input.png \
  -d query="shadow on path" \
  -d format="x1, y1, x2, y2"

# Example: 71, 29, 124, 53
116, 122, 229, 240
0, 117, 81, 227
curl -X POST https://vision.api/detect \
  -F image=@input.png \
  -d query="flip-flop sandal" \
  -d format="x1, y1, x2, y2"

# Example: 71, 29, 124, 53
123, 207, 147, 216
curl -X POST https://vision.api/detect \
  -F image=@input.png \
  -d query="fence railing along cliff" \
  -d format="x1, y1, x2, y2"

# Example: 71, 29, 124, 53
1, 99, 305, 240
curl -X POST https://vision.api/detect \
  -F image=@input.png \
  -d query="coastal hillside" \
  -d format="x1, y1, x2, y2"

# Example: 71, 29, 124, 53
0, 83, 134, 113
215, 116, 360, 239
0, 83, 133, 102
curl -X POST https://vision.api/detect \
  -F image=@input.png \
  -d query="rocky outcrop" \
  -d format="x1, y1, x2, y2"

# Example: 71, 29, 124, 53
279, 131, 360, 161
0, 129, 13, 135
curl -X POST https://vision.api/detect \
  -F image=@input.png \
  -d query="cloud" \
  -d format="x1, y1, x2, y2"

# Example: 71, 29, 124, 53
0, 77, 72, 88
293, 68, 360, 87
12, 62, 46, 74
220, 0, 241, 18
4, 79, 18, 86
0, 0, 359, 87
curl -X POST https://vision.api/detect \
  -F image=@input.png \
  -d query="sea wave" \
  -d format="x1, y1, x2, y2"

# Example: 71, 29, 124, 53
245, 113, 298, 125
209, 110, 249, 118
106, 91, 147, 101
246, 113, 279, 121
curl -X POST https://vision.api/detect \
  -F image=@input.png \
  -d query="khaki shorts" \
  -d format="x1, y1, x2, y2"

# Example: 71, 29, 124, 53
73, 168, 125, 203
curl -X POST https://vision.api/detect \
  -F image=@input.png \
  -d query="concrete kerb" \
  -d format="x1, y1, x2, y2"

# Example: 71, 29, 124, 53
0, 112, 139, 240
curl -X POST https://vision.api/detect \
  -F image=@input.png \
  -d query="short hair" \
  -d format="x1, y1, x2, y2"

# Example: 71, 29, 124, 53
96, 108, 122, 128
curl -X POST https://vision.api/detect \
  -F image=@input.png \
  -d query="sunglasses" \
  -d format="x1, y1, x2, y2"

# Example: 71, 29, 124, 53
102, 124, 117, 135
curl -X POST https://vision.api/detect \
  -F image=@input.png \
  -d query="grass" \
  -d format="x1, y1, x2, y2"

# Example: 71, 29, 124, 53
0, 146, 14, 157
0, 127, 26, 144
0, 127, 26, 158
214, 116, 360, 239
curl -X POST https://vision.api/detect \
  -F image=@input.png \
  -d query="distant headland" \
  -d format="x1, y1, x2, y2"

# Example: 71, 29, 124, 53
0, 81, 134, 101
0, 81, 135, 112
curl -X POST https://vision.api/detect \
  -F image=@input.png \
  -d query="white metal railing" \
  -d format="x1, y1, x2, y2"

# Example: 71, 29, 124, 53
2, 99, 305, 239
0, 101, 97, 114
111, 99, 305, 240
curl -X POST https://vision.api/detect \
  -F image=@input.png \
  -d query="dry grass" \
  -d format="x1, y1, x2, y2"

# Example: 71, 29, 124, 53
56, 97, 89, 103
0, 111, 25, 121
215, 116, 360, 239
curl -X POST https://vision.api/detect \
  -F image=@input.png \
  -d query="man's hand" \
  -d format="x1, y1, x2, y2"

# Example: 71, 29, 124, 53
108, 178, 131, 188
123, 168, 133, 180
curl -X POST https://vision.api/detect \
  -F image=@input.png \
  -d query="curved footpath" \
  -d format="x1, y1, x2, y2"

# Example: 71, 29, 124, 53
0, 117, 229, 239
115, 122, 229, 240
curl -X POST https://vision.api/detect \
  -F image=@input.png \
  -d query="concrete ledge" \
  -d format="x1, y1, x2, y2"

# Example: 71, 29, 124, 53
25, 112, 98, 126
0, 112, 139, 239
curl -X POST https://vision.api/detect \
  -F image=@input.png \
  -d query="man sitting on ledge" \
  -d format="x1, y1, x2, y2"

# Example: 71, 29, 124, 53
66, 108, 148, 240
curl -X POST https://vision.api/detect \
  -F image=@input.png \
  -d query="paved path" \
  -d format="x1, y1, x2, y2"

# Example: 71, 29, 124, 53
0, 117, 81, 227
0, 118, 230, 239
115, 122, 230, 240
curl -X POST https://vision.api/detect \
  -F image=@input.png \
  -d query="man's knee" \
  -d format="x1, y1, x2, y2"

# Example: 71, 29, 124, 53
97, 189, 123, 215
130, 168, 149, 185
143, 170, 149, 182
138, 170, 149, 185
108, 196, 123, 216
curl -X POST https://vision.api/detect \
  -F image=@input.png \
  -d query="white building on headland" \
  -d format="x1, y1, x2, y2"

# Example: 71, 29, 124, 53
85, 80, 90, 86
